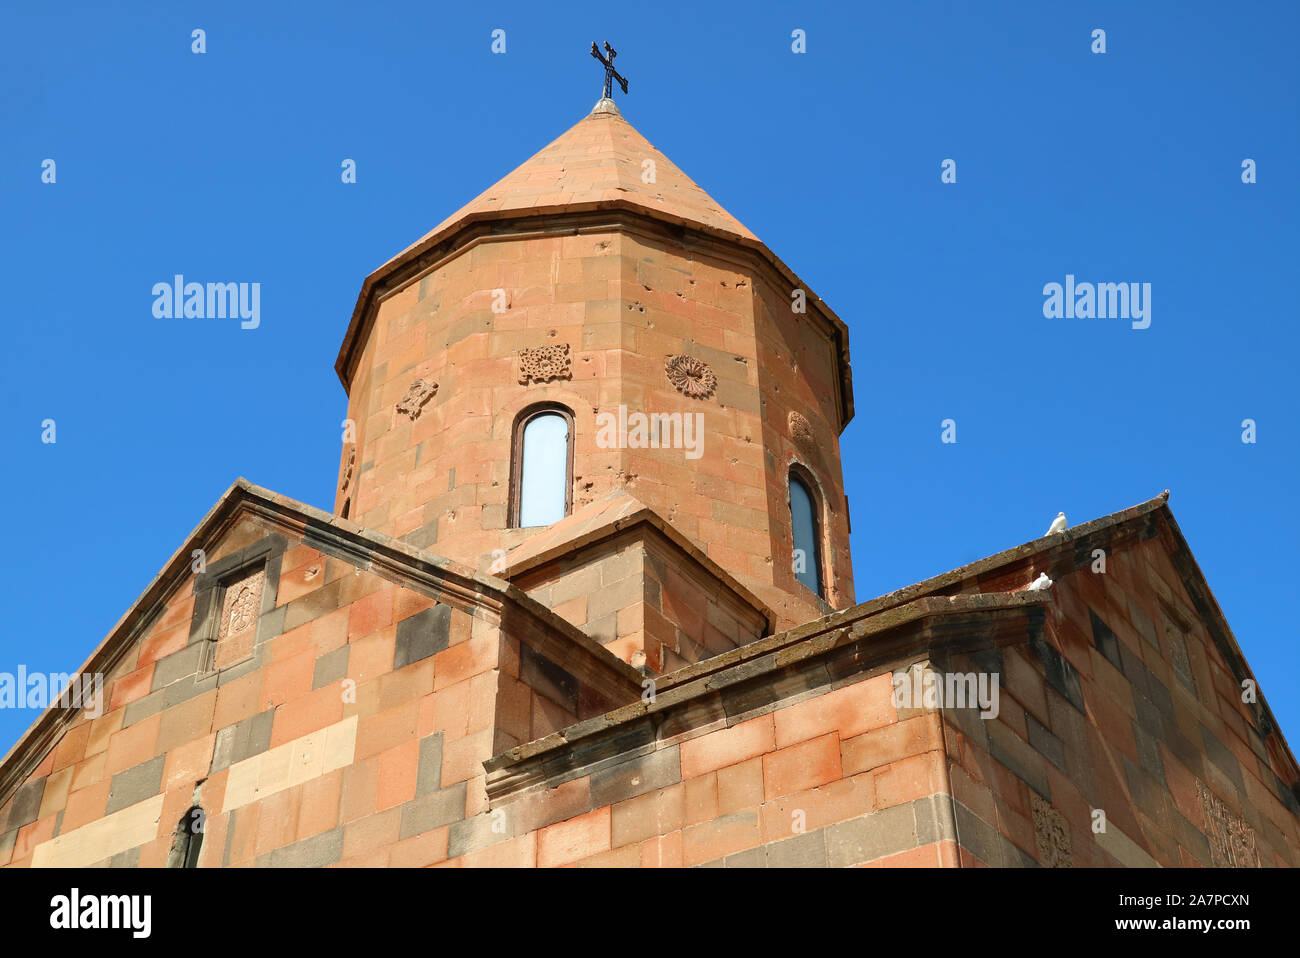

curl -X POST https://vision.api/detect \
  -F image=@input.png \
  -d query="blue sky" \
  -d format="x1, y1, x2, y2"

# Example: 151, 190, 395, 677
2, 1, 1296, 755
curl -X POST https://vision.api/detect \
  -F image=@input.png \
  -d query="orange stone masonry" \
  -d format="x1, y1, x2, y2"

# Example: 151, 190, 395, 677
1, 100, 1296, 870
333, 100, 855, 631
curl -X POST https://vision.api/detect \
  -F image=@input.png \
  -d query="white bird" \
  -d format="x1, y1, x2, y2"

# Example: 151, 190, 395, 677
1045, 512, 1067, 536
1027, 572, 1053, 591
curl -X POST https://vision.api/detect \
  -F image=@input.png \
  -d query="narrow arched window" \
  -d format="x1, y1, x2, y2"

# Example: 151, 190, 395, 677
167, 805, 205, 868
789, 470, 825, 598
511, 405, 574, 528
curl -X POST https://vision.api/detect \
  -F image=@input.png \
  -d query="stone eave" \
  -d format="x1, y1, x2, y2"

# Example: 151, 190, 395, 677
0, 479, 641, 808
870, 490, 1298, 787
333, 203, 856, 432
484, 591, 1050, 800
484, 490, 1300, 800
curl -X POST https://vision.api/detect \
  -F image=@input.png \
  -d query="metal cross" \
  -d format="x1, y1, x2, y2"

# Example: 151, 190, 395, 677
590, 41, 628, 100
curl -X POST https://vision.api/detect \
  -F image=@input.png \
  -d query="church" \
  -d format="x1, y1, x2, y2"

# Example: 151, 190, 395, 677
2, 64, 1296, 867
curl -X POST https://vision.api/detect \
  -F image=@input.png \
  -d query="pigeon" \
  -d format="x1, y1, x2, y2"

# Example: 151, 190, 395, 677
1027, 572, 1053, 591
1045, 512, 1067, 536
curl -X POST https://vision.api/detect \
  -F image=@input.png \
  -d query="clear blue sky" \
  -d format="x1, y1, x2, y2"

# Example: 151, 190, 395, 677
2, 1, 1296, 756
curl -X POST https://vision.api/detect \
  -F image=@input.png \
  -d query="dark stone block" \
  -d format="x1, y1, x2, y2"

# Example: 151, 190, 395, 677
1132, 722, 1165, 783
283, 579, 344, 633
255, 604, 287, 647
151, 642, 207, 691
210, 708, 275, 773
162, 671, 218, 710
825, 805, 915, 867
589, 746, 681, 808
312, 645, 350, 690
402, 522, 439, 550
8, 778, 46, 830
518, 642, 578, 714
1026, 714, 1067, 772
243, 709, 275, 762
395, 605, 452, 670
1030, 635, 1084, 712
258, 827, 343, 868
223, 809, 239, 866
986, 721, 1050, 798
188, 587, 218, 641
1131, 692, 1163, 737
1172, 809, 1211, 865
399, 782, 467, 839
1122, 754, 1169, 825
724, 846, 766, 868
719, 679, 779, 720
952, 801, 1038, 868
1143, 669, 1176, 723
122, 689, 166, 728
1164, 726, 1203, 777
1200, 724, 1244, 791
765, 830, 827, 868
1089, 610, 1123, 672
415, 733, 444, 797
447, 812, 511, 859
109, 846, 141, 868
106, 755, 165, 814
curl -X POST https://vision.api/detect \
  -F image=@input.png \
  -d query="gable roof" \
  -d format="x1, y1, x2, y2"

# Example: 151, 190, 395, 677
0, 479, 642, 806
673, 489, 1300, 787
489, 491, 1300, 805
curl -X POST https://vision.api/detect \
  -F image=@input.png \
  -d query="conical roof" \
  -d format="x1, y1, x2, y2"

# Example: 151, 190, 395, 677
337, 100, 854, 432
384, 99, 756, 270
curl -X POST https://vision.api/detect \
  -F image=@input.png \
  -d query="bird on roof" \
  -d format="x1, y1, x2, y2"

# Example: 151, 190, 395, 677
1027, 572, 1054, 591
1045, 512, 1067, 536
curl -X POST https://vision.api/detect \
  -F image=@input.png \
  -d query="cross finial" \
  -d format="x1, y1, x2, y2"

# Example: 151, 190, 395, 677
590, 41, 628, 101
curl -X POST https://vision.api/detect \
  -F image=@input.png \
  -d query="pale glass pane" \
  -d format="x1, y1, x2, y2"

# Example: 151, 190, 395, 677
790, 475, 823, 597
519, 413, 569, 527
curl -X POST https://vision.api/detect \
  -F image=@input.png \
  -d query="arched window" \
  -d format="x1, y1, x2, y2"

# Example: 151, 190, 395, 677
789, 469, 825, 598
511, 405, 574, 528
167, 805, 205, 868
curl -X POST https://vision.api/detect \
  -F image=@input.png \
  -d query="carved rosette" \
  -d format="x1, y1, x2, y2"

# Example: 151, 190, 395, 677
1030, 793, 1073, 867
788, 411, 815, 451
1198, 781, 1259, 866
340, 445, 355, 493
518, 343, 572, 385
665, 354, 716, 400
395, 378, 438, 421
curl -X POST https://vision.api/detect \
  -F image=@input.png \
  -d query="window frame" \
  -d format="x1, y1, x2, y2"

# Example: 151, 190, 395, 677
509, 403, 575, 528
787, 464, 827, 600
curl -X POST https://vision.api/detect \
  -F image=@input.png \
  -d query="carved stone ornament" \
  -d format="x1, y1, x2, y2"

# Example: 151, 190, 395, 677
518, 343, 572, 385
1198, 781, 1260, 867
340, 445, 355, 492
665, 353, 716, 400
788, 411, 815, 450
1030, 792, 1073, 867
218, 569, 264, 642
396, 378, 438, 421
